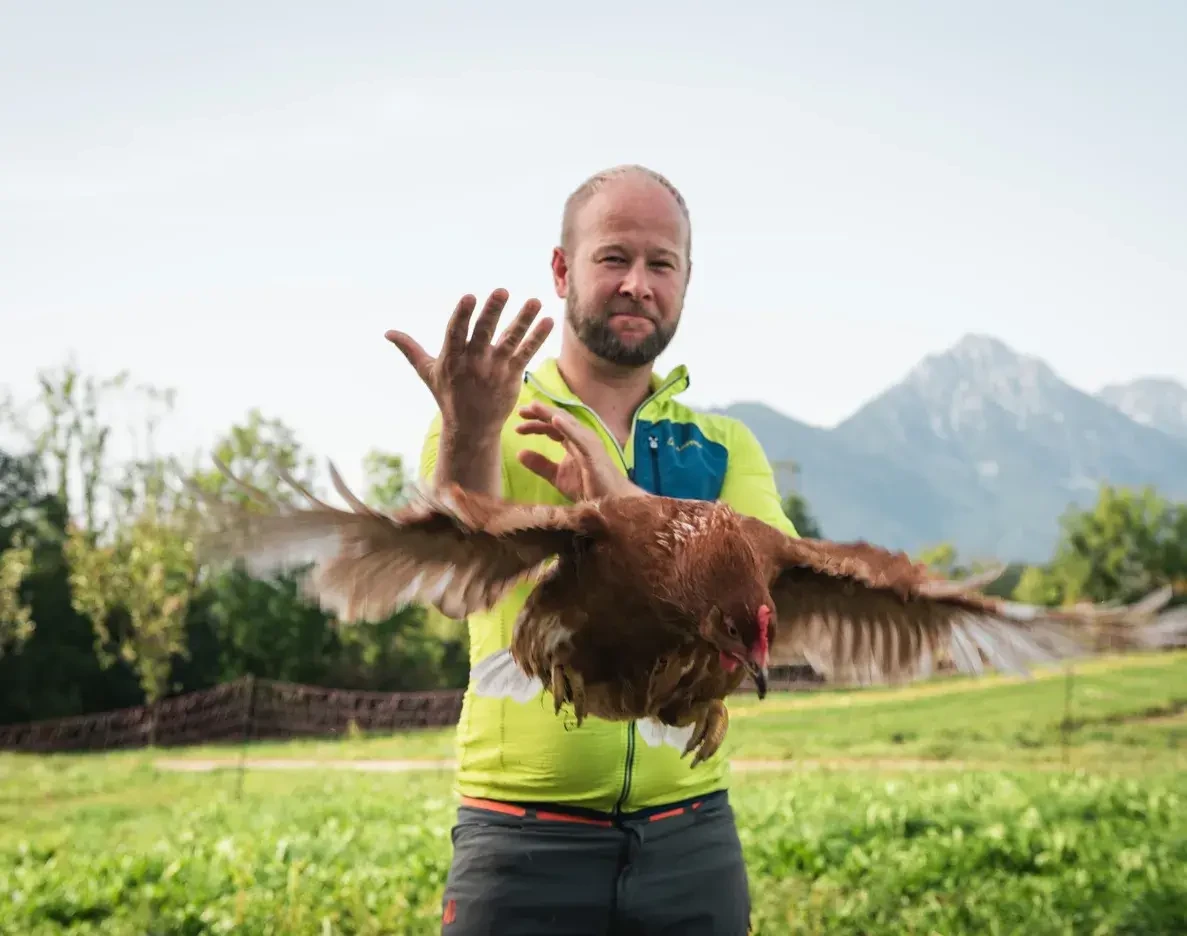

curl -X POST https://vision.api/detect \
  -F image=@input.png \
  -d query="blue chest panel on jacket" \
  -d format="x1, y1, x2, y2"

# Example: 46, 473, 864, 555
631, 419, 728, 501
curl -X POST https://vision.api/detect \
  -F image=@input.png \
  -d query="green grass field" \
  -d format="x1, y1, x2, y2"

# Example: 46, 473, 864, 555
4, 652, 1187, 934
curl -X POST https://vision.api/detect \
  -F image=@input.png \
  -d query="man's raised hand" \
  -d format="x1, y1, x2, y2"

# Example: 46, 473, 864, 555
386, 289, 554, 440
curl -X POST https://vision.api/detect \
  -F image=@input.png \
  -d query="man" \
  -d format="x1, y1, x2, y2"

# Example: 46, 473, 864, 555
386, 164, 798, 935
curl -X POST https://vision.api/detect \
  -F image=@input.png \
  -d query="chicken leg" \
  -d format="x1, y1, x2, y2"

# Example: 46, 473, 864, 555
550, 661, 588, 725
682, 700, 729, 767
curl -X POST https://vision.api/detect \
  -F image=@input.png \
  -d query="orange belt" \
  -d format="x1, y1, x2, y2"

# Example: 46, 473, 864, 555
459, 794, 711, 828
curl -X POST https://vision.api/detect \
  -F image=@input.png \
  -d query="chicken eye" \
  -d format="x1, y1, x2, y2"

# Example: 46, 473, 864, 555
726, 622, 739, 639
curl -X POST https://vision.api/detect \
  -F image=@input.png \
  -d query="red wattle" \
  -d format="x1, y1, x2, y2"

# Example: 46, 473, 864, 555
719, 651, 738, 672
756, 604, 770, 663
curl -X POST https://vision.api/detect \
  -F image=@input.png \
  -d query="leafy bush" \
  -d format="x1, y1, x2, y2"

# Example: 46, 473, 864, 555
3, 760, 1185, 935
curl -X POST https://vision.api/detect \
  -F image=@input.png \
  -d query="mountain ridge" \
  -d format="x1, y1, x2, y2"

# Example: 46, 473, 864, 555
1097, 377, 1187, 440
712, 336, 1187, 563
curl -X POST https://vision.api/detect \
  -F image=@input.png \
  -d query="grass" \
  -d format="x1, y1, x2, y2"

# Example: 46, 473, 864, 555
3, 651, 1187, 934
724, 651, 1187, 771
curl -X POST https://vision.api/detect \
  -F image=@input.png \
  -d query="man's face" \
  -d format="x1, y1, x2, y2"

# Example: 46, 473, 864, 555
555, 176, 690, 368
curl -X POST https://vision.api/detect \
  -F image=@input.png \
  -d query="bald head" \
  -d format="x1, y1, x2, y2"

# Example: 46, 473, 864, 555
560, 164, 692, 264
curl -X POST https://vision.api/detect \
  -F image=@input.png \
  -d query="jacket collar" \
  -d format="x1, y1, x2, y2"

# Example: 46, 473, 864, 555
524, 356, 690, 408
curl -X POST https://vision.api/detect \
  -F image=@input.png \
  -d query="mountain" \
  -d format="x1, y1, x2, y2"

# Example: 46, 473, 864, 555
716, 403, 961, 552
1097, 377, 1187, 440
716, 335, 1187, 563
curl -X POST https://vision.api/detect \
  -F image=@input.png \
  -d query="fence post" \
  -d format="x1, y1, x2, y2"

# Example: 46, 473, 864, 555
147, 699, 159, 748
1061, 664, 1075, 768
236, 674, 257, 799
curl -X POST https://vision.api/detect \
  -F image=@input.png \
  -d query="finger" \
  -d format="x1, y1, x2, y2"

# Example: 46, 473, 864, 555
519, 405, 593, 452
515, 419, 566, 443
510, 316, 555, 368
444, 294, 478, 357
517, 450, 561, 485
518, 402, 562, 423
468, 288, 510, 349
495, 298, 543, 356
545, 409, 598, 456
385, 330, 436, 382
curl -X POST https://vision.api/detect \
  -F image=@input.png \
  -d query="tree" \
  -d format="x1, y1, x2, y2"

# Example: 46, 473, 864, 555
0, 358, 141, 531
62, 408, 200, 706
180, 413, 464, 690
916, 542, 961, 577
63, 497, 197, 706
362, 449, 411, 510
0, 447, 142, 724
183, 407, 318, 509
774, 459, 823, 539
179, 410, 332, 682
0, 533, 34, 658
4, 360, 196, 706
0, 450, 43, 530
782, 491, 822, 539
909, 542, 1027, 599
1, 364, 476, 722
199, 564, 340, 684
915, 541, 1010, 578
0, 451, 41, 657
1013, 484, 1187, 607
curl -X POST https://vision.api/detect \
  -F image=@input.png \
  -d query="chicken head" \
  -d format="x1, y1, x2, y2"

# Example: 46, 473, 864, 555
698, 602, 773, 698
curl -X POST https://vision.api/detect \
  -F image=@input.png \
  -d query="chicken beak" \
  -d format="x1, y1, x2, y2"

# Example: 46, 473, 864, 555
747, 659, 769, 699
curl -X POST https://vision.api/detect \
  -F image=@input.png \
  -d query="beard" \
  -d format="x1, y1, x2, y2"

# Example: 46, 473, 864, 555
566, 291, 679, 367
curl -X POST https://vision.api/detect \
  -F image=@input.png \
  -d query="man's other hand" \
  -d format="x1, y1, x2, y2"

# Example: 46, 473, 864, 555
516, 401, 644, 502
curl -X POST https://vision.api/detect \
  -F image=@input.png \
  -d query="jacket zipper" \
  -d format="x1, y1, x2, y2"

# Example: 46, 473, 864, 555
525, 371, 682, 813
614, 728, 637, 814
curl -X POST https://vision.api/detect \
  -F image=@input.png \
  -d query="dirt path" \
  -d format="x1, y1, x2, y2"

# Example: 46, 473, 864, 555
155, 757, 457, 773
154, 755, 1048, 774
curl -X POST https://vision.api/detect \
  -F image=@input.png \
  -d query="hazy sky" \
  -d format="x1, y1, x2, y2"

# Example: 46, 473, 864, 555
2, 1, 1184, 493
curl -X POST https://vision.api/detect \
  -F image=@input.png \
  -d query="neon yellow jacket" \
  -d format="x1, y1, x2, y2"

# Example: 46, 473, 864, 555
418, 357, 798, 813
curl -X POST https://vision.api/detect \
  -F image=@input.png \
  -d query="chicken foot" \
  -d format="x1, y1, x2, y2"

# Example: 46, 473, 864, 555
681, 700, 729, 768
550, 662, 588, 725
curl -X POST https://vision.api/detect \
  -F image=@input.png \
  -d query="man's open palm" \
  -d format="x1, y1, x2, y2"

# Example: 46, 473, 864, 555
386, 289, 553, 438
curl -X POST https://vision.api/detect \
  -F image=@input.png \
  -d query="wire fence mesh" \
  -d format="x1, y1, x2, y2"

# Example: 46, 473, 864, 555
0, 665, 835, 754
0, 676, 465, 754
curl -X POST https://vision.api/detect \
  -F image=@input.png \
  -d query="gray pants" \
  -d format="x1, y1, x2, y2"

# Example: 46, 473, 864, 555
439, 790, 751, 935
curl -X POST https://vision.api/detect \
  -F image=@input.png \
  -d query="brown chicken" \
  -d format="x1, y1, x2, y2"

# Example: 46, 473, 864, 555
194, 459, 1185, 766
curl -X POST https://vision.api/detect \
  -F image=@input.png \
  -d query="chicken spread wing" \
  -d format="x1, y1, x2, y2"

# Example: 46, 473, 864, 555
739, 517, 1181, 686
191, 458, 603, 621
